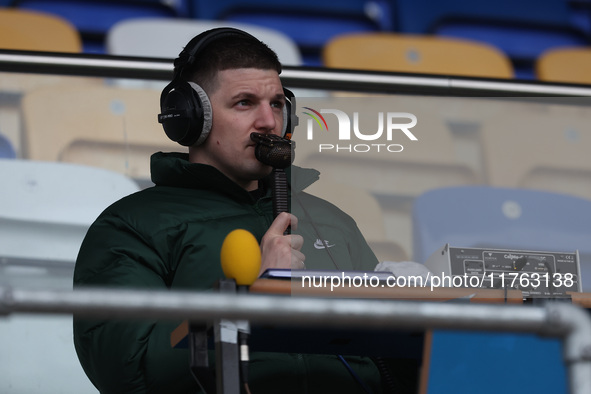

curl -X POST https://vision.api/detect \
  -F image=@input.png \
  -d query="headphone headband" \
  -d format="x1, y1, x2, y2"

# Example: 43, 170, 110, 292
174, 27, 262, 81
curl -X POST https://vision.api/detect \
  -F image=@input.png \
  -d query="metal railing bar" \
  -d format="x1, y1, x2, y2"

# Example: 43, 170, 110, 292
1, 286, 591, 393
1, 50, 591, 97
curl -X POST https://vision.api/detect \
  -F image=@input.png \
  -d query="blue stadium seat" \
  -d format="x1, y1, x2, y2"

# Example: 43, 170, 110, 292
189, 0, 393, 65
393, 0, 591, 78
414, 185, 578, 394
13, 0, 191, 53
412, 185, 591, 291
566, 0, 591, 35
0, 133, 16, 158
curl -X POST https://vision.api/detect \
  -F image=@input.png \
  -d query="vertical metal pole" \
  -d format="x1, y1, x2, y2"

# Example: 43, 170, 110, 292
548, 303, 591, 394
568, 361, 591, 394
215, 280, 241, 394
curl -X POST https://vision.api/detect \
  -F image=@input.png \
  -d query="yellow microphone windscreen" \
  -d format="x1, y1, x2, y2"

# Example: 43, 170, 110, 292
220, 229, 262, 286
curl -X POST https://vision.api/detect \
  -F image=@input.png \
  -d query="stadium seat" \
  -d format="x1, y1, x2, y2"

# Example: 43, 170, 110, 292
20, 85, 180, 185
414, 185, 580, 394
536, 46, 591, 84
106, 18, 302, 66
0, 158, 138, 394
0, 159, 140, 265
393, 0, 590, 79
412, 185, 591, 291
294, 95, 480, 198
323, 32, 514, 79
189, 0, 391, 65
0, 24, 100, 160
0, 133, 16, 158
0, 314, 99, 393
14, 0, 189, 53
567, 0, 591, 35
0, 8, 82, 52
479, 99, 591, 202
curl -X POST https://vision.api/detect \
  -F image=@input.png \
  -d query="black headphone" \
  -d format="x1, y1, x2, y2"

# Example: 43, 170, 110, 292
158, 27, 298, 146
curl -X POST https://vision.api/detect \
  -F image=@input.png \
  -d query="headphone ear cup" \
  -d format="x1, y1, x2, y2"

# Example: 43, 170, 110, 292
282, 88, 298, 139
158, 81, 212, 146
187, 82, 213, 146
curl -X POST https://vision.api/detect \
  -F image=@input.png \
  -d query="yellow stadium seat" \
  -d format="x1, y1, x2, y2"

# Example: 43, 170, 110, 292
20, 85, 180, 183
480, 100, 591, 201
0, 9, 82, 52
323, 32, 513, 79
536, 47, 591, 85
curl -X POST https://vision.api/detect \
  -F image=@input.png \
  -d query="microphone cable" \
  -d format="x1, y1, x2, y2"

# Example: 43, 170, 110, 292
338, 355, 374, 394
239, 329, 252, 394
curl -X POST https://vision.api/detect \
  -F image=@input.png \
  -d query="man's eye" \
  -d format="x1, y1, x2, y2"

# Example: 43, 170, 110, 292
236, 100, 250, 107
271, 101, 285, 109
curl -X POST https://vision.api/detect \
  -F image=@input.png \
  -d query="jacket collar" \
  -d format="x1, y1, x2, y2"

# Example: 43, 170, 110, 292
150, 152, 319, 195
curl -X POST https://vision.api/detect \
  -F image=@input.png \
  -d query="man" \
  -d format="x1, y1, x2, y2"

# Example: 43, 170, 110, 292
73, 28, 387, 393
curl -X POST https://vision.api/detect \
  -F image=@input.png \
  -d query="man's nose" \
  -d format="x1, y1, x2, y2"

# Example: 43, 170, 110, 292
254, 104, 279, 133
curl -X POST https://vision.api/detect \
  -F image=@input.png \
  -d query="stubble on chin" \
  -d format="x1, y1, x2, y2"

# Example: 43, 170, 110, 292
230, 156, 272, 190
246, 159, 274, 180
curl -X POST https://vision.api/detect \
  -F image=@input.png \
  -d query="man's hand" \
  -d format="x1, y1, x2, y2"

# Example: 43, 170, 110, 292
259, 212, 306, 275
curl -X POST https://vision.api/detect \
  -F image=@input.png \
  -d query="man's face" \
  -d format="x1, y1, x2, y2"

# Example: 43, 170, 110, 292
190, 68, 286, 190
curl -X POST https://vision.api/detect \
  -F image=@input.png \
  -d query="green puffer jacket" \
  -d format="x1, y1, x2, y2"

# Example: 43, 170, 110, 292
73, 152, 382, 393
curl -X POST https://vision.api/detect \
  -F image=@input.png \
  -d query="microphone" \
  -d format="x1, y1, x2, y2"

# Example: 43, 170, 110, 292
220, 229, 262, 286
219, 228, 261, 392
250, 132, 295, 170
250, 133, 295, 235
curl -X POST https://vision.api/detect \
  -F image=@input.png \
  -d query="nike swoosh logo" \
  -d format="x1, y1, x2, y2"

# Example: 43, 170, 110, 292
314, 239, 335, 249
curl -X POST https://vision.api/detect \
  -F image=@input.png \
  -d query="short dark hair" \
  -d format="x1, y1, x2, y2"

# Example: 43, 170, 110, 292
176, 32, 282, 93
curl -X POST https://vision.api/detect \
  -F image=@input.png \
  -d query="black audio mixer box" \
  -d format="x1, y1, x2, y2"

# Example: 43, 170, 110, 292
424, 244, 581, 297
